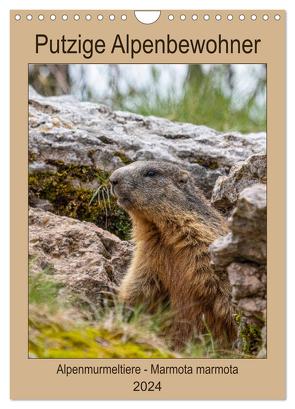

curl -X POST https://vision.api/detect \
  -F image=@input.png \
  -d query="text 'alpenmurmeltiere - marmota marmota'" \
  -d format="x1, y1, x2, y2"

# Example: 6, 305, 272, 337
110, 160, 237, 350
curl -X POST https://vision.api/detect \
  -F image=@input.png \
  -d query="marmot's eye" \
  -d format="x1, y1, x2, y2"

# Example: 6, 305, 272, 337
144, 170, 157, 177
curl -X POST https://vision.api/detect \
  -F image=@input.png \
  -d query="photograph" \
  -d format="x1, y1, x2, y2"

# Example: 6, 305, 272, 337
28, 63, 267, 359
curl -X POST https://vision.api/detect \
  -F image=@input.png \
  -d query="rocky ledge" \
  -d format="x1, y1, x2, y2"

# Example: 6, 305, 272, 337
29, 88, 265, 199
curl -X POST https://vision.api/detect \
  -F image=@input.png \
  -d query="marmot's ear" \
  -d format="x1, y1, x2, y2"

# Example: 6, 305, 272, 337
178, 170, 189, 183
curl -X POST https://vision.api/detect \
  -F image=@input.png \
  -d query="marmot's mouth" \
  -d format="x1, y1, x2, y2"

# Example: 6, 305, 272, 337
117, 197, 132, 209
111, 185, 132, 208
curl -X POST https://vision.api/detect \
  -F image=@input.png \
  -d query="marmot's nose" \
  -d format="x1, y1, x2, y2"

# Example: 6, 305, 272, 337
109, 174, 119, 186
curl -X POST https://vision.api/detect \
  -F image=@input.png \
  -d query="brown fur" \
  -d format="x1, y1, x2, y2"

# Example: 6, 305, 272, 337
110, 160, 237, 350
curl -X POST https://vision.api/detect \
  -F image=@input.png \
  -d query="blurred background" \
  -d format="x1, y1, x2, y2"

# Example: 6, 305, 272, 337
29, 64, 266, 133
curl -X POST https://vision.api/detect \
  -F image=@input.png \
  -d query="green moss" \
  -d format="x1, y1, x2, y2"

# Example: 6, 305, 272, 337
192, 157, 220, 170
29, 162, 132, 240
235, 313, 262, 355
29, 308, 175, 359
28, 151, 37, 162
114, 151, 132, 165
28, 268, 175, 359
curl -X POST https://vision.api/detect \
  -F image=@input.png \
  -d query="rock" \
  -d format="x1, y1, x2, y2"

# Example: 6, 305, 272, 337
227, 262, 265, 299
211, 154, 266, 212
237, 297, 266, 316
257, 326, 267, 358
231, 183, 267, 262
210, 184, 267, 354
29, 207, 133, 303
211, 184, 267, 265
29, 197, 54, 212
29, 89, 265, 198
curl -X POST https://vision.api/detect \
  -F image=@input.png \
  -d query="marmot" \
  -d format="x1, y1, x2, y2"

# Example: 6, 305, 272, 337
110, 160, 237, 349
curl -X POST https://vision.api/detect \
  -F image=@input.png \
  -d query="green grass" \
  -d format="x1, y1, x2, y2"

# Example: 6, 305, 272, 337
29, 307, 176, 359
29, 271, 64, 308
121, 85, 265, 134
113, 66, 266, 134
29, 271, 176, 358
28, 268, 256, 359
29, 64, 265, 133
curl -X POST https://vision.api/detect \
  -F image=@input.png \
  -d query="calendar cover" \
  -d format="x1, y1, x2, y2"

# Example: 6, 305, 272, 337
10, 9, 285, 399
